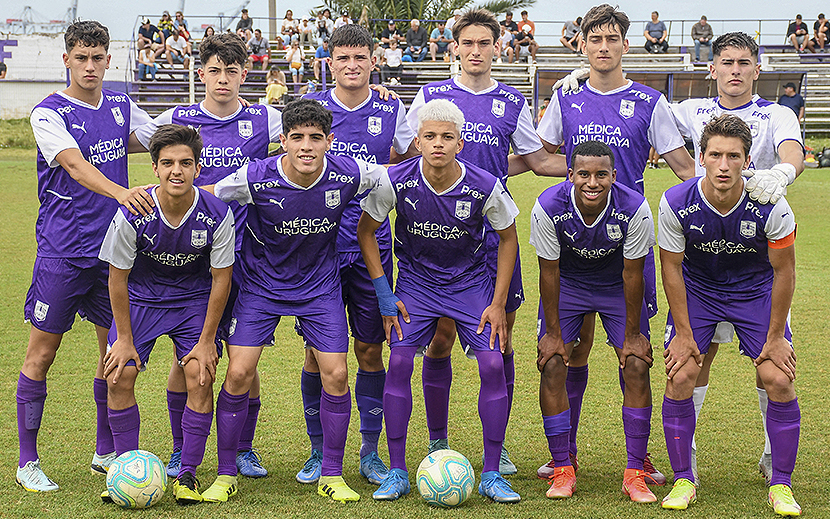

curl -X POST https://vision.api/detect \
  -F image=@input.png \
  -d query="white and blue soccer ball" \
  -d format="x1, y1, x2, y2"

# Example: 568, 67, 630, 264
416, 449, 475, 508
105, 450, 167, 508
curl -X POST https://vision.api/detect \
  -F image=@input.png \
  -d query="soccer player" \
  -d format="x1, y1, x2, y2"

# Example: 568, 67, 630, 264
406, 9, 562, 474
133, 32, 283, 481
204, 98, 385, 503
658, 114, 801, 516
99, 124, 234, 505
297, 24, 416, 486
16, 20, 153, 492
531, 3, 695, 483
530, 141, 656, 502
359, 99, 521, 503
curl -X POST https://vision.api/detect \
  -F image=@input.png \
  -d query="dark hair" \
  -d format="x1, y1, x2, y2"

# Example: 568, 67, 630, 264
282, 98, 333, 135
204, 26, 215, 36
199, 33, 248, 67
699, 114, 752, 158
712, 31, 759, 59
329, 24, 373, 53
65, 20, 110, 52
453, 9, 499, 43
148, 124, 203, 164
581, 4, 630, 39
652, 11, 659, 17
521, 10, 528, 16
576, 17, 583, 25
571, 140, 615, 169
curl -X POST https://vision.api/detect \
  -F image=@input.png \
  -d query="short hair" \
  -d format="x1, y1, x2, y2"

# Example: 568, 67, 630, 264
700, 15, 707, 21
329, 24, 373, 53
254, 28, 262, 34
453, 9, 500, 43
796, 14, 802, 20
820, 13, 826, 19
411, 19, 420, 25
652, 11, 659, 17
576, 17, 583, 25
699, 114, 752, 158
241, 8, 248, 13
581, 4, 631, 39
505, 11, 513, 16
571, 140, 615, 170
200, 33, 248, 67
65, 20, 110, 52
282, 98, 333, 135
712, 32, 759, 59
416, 99, 465, 135
521, 10, 528, 16
148, 124, 202, 164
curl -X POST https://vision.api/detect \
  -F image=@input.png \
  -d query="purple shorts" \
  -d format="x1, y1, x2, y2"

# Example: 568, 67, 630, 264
664, 285, 792, 359
217, 263, 243, 343
485, 245, 524, 314
24, 256, 112, 334
106, 304, 222, 368
643, 249, 658, 319
338, 248, 393, 344
229, 287, 349, 352
536, 282, 651, 347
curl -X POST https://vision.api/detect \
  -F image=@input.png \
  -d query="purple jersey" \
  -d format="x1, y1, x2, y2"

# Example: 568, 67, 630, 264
214, 154, 384, 302
304, 89, 414, 252
99, 187, 235, 307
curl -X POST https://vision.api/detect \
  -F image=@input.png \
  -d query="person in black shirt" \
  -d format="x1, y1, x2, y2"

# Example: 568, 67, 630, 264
788, 14, 815, 52
236, 9, 253, 33
500, 11, 519, 36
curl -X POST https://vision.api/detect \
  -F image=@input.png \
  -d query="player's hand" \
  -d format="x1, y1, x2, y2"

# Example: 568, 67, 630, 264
663, 332, 701, 379
179, 339, 219, 386
620, 332, 654, 368
754, 336, 797, 381
103, 338, 141, 383
239, 96, 251, 108
537, 332, 567, 372
117, 186, 155, 216
552, 67, 590, 95
477, 304, 506, 351
382, 300, 410, 344
369, 83, 399, 100
743, 163, 796, 204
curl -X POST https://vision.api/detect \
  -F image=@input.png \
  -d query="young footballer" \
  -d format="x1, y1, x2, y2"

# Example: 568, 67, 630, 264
359, 99, 521, 503
658, 114, 800, 516
99, 124, 234, 505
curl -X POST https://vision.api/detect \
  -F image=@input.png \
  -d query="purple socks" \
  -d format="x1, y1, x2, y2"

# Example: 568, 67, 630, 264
422, 355, 451, 440
475, 350, 507, 474
167, 390, 187, 452
663, 396, 695, 483
355, 369, 385, 459
767, 398, 800, 487
622, 406, 651, 470
180, 406, 213, 477
543, 410, 572, 467
504, 351, 515, 423
385, 347, 418, 471
239, 396, 261, 452
93, 378, 115, 456
301, 369, 324, 452
216, 387, 249, 476
320, 390, 351, 477
17, 373, 46, 467
108, 405, 140, 455
565, 364, 589, 457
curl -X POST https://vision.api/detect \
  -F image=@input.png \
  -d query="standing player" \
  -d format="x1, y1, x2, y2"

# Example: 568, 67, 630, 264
16, 20, 153, 492
204, 99, 385, 503
358, 99, 521, 503
133, 32, 283, 481
297, 24, 416, 486
658, 114, 801, 516
99, 125, 233, 505
530, 141, 656, 502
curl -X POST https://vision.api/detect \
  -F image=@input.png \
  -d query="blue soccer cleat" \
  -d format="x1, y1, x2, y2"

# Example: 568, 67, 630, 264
427, 438, 449, 454
479, 470, 520, 503
237, 449, 268, 478
166, 449, 181, 479
359, 452, 389, 485
296, 449, 322, 484
372, 468, 410, 500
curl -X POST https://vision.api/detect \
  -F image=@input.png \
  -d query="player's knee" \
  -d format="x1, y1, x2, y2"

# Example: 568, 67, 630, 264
540, 354, 567, 382
760, 369, 795, 399
623, 355, 650, 381
354, 340, 383, 368
223, 364, 255, 394
667, 366, 698, 395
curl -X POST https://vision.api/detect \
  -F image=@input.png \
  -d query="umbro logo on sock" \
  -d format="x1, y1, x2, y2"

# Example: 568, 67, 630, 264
368, 407, 383, 415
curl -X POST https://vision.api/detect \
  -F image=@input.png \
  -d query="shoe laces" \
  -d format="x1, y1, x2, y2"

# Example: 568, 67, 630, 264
380, 469, 407, 491
169, 450, 182, 462
499, 448, 512, 464
364, 453, 385, 473
177, 472, 200, 491
23, 461, 54, 486
303, 450, 322, 471
643, 453, 657, 473
484, 473, 513, 493
241, 448, 263, 464
547, 466, 574, 487
624, 470, 650, 492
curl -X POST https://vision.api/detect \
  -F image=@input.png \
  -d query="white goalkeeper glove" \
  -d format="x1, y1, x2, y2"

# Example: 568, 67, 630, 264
552, 67, 590, 95
743, 163, 796, 204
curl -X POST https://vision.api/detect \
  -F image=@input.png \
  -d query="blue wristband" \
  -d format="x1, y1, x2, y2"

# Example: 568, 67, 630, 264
371, 274, 400, 317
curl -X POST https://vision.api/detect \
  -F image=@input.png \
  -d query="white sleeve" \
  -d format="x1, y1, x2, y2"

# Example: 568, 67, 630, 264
648, 95, 687, 155
536, 93, 563, 146
511, 101, 544, 156
360, 169, 396, 222
133, 108, 173, 150
657, 194, 685, 253
98, 210, 137, 269
356, 159, 387, 195
482, 180, 519, 231
765, 198, 796, 241
669, 100, 696, 140
770, 105, 804, 150
393, 99, 416, 154
128, 98, 153, 133
405, 88, 426, 135
529, 199, 560, 260
30, 107, 79, 167
210, 207, 236, 269
214, 165, 253, 204
265, 105, 283, 143
623, 199, 656, 260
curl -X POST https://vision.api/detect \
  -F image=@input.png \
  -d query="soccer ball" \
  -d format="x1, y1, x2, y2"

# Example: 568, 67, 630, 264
416, 449, 475, 508
105, 450, 167, 508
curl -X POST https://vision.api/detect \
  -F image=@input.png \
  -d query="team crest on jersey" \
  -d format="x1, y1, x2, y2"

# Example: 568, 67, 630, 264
34, 300, 49, 322
191, 230, 208, 248
619, 100, 635, 119
606, 223, 622, 241
367, 116, 382, 136
238, 120, 253, 139
748, 121, 760, 138
325, 189, 341, 209
740, 220, 756, 238
111, 107, 125, 126
491, 99, 505, 118
455, 200, 471, 220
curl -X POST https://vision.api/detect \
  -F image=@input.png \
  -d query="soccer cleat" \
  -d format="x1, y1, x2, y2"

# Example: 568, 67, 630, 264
768, 484, 801, 516
90, 451, 117, 475
372, 468, 410, 500
295, 449, 322, 484
545, 465, 576, 499
482, 446, 518, 475
759, 453, 773, 485
661, 478, 697, 510
318, 475, 361, 503
236, 449, 268, 478
643, 452, 667, 486
201, 475, 238, 503
359, 452, 389, 485
166, 449, 182, 479
101, 489, 113, 504
537, 453, 578, 479
691, 446, 699, 486
173, 472, 202, 505
479, 470, 520, 503
427, 438, 449, 454
16, 459, 59, 492
622, 468, 658, 503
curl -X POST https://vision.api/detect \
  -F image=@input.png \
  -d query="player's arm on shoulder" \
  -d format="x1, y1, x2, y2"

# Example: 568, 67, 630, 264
744, 139, 803, 205
212, 164, 253, 203
369, 83, 399, 101
662, 146, 696, 181
651, 96, 695, 181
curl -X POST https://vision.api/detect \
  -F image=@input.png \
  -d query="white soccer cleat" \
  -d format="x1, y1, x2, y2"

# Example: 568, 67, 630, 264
16, 459, 59, 492
91, 451, 117, 475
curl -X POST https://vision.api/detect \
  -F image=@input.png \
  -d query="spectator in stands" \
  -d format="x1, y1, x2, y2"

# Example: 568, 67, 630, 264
137, 42, 157, 80
322, 9, 335, 35
429, 20, 453, 61
498, 24, 515, 63
560, 17, 582, 52
335, 10, 352, 29
285, 39, 305, 87
501, 11, 519, 37
313, 37, 330, 80
518, 11, 535, 35
382, 38, 403, 84
536, 96, 550, 125
299, 17, 315, 49
788, 15, 814, 52
382, 20, 405, 48
315, 12, 331, 45
247, 29, 270, 70
446, 9, 463, 33
173, 11, 190, 40
813, 13, 828, 51
691, 15, 713, 62
0, 61, 6, 79
403, 19, 428, 62
236, 9, 253, 33
778, 82, 805, 122
166, 29, 191, 68
265, 67, 288, 104
158, 11, 173, 40
204, 26, 215, 38
282, 10, 298, 47
372, 39, 385, 76
514, 24, 539, 63
644, 11, 668, 53
138, 17, 165, 59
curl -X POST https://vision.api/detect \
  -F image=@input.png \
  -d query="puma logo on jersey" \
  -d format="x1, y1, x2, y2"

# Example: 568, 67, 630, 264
269, 198, 285, 209
571, 102, 585, 113
72, 121, 87, 133
405, 197, 418, 210
143, 233, 157, 245
690, 223, 705, 234
564, 229, 577, 241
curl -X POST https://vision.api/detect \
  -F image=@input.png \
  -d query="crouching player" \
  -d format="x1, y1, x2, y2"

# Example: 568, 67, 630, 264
659, 115, 801, 516
358, 99, 521, 503
530, 141, 657, 502
99, 124, 234, 505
